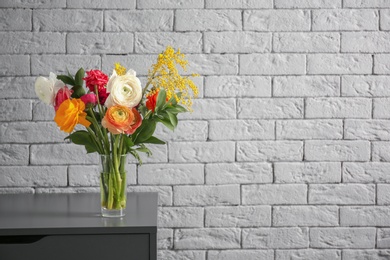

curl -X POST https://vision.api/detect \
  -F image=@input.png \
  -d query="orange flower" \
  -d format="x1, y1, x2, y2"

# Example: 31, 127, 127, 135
102, 105, 142, 135
54, 98, 91, 133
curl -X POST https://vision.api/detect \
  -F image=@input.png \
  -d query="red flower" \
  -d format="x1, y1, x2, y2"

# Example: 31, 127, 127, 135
54, 86, 73, 111
83, 70, 109, 92
146, 90, 159, 112
80, 93, 97, 106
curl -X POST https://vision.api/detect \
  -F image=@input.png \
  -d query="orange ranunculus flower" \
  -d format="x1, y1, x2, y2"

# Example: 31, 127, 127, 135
54, 98, 91, 133
102, 105, 142, 135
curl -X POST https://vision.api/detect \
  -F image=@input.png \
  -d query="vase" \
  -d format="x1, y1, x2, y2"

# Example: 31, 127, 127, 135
99, 154, 127, 217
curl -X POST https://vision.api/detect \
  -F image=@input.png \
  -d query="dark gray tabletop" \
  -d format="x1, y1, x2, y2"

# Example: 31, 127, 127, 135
0, 192, 158, 236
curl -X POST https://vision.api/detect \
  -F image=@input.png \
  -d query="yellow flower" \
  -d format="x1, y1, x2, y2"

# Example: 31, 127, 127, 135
147, 46, 198, 110
114, 62, 127, 76
54, 99, 91, 133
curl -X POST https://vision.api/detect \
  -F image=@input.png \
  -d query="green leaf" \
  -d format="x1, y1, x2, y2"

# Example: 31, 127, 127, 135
166, 111, 178, 129
75, 68, 85, 87
70, 85, 85, 98
122, 135, 134, 154
142, 136, 166, 145
132, 119, 157, 145
57, 75, 75, 86
128, 149, 142, 165
65, 130, 99, 154
155, 88, 166, 112
136, 144, 152, 157
156, 117, 175, 131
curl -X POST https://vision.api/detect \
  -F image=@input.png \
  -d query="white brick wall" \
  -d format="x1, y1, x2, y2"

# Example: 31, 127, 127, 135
1, 0, 390, 258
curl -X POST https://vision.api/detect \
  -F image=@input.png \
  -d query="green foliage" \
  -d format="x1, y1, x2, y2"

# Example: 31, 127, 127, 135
57, 68, 85, 98
65, 130, 99, 154
131, 119, 157, 145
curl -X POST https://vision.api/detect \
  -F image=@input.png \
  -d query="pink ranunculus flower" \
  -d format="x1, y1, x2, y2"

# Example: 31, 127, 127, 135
54, 86, 73, 111
80, 93, 97, 106
83, 70, 109, 104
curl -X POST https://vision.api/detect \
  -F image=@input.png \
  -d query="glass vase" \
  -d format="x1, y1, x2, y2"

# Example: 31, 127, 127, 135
99, 154, 127, 217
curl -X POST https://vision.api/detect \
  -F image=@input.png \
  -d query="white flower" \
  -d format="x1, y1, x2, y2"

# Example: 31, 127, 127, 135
105, 69, 142, 108
34, 72, 65, 105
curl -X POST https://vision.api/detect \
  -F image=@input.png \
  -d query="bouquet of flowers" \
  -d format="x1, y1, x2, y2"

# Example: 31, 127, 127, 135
34, 46, 198, 216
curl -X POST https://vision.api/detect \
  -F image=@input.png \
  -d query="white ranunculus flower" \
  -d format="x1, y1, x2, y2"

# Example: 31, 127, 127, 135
105, 69, 142, 108
34, 72, 65, 105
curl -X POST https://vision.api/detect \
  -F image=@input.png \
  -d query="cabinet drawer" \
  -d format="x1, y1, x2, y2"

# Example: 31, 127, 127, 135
0, 234, 150, 260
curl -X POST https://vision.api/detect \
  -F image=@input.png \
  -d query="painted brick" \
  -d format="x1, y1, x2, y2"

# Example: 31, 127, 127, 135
32, 101, 55, 121
158, 250, 205, 260
67, 0, 135, 9
372, 142, 390, 162
0, 188, 34, 194
237, 141, 303, 162
178, 99, 236, 120
345, 120, 390, 140
242, 184, 307, 205
0, 0, 65, 8
0, 144, 29, 166
209, 120, 274, 141
305, 98, 371, 118
273, 206, 339, 226
0, 122, 67, 144
208, 250, 273, 260
175, 10, 241, 31
374, 54, 390, 74
310, 228, 376, 248
159, 207, 204, 228
342, 32, 390, 53
312, 10, 378, 31
30, 144, 97, 165
341, 207, 390, 226
205, 32, 271, 53
138, 164, 204, 185
174, 228, 240, 249
205, 76, 271, 98
381, 10, 390, 30
0, 55, 30, 76
276, 250, 341, 260
205, 163, 272, 184
343, 250, 390, 259
342, 76, 390, 97
274, 76, 340, 97
307, 54, 372, 75
244, 10, 310, 31
206, 206, 271, 227
128, 144, 168, 164
0, 166, 67, 187
378, 184, 390, 205
0, 32, 65, 54
309, 184, 375, 205
274, 33, 340, 53
127, 186, 172, 206
242, 228, 309, 249
35, 187, 99, 193
275, 0, 341, 8
139, 0, 203, 9
0, 9, 31, 31
174, 185, 240, 206
274, 162, 341, 183
238, 98, 304, 119
135, 32, 202, 53
378, 229, 390, 248
158, 229, 173, 249
154, 121, 208, 142
374, 98, 390, 118
343, 163, 390, 183
67, 33, 133, 54
206, 0, 272, 9
276, 120, 343, 140
169, 141, 235, 163
102, 54, 153, 76
187, 54, 238, 75
240, 54, 305, 75
0, 100, 32, 121
105, 10, 173, 32
0, 77, 35, 99
31, 55, 101, 76
68, 165, 137, 186
345, 0, 390, 8
33, 10, 103, 32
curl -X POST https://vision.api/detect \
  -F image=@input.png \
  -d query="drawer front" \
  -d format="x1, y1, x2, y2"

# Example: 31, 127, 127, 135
0, 234, 150, 260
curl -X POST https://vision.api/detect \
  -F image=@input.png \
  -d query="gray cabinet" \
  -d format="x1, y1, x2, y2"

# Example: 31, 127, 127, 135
0, 193, 158, 260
